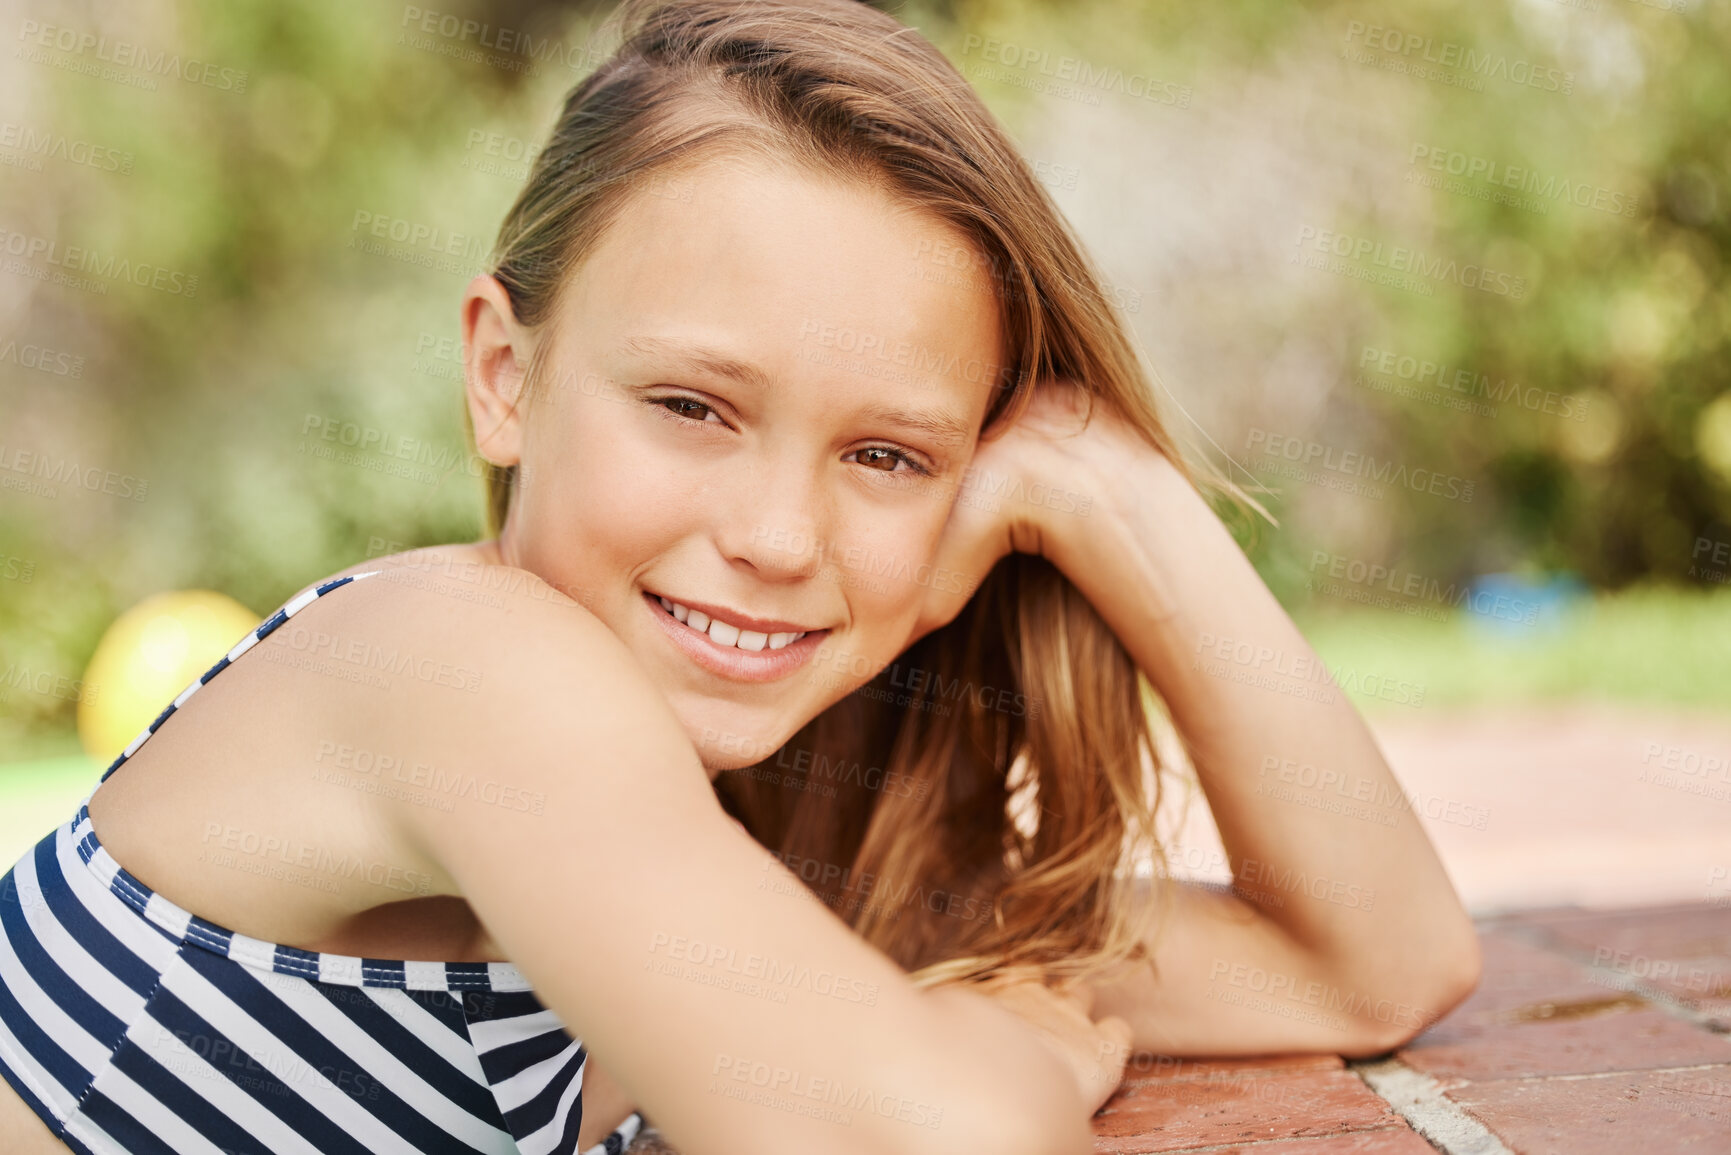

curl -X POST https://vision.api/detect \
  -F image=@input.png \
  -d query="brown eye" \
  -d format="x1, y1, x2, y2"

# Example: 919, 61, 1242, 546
660, 398, 714, 421
847, 445, 933, 478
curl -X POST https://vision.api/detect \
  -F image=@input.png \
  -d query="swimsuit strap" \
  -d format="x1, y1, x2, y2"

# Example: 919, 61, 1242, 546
97, 570, 382, 785
74, 566, 539, 1001
63, 566, 659, 1148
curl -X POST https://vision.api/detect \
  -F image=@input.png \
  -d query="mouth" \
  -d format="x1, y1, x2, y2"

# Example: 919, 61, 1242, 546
642, 589, 831, 683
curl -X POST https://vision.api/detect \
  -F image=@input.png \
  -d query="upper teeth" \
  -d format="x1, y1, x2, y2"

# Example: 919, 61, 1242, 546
658, 595, 808, 651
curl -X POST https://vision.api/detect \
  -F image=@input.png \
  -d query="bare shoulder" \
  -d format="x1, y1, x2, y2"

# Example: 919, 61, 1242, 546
230, 545, 681, 825
278, 549, 638, 705
286, 544, 584, 612
254, 547, 699, 889
82, 550, 661, 941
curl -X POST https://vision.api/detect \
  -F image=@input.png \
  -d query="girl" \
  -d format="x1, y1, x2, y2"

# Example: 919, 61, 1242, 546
0, 2, 1480, 1153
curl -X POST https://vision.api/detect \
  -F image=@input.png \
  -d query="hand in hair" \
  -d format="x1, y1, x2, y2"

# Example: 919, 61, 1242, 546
905, 375, 1138, 649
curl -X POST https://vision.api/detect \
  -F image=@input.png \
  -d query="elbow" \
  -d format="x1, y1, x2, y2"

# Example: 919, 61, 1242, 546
1344, 931, 1483, 1058
1422, 923, 1486, 1031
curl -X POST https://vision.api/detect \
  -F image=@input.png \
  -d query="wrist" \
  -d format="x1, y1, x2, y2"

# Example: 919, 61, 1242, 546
1038, 442, 1191, 580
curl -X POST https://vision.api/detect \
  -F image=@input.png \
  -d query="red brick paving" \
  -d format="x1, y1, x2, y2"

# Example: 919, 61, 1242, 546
1092, 900, 1731, 1152
1443, 1067, 1731, 1154
1498, 904, 1731, 1010
1400, 1003, 1729, 1083
1410, 930, 1611, 1038
1094, 1055, 1404, 1152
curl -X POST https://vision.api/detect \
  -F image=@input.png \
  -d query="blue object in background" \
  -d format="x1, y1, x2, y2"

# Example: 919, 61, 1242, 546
1462, 572, 1590, 637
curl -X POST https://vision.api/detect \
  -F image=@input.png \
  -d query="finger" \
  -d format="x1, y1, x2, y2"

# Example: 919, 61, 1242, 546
942, 478, 1011, 576
906, 486, 999, 647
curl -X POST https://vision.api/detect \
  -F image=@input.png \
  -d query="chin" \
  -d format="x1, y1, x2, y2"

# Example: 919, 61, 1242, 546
677, 704, 791, 774
693, 741, 783, 777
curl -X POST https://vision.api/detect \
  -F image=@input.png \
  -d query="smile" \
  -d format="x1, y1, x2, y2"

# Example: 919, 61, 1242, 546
653, 593, 810, 651
642, 590, 830, 683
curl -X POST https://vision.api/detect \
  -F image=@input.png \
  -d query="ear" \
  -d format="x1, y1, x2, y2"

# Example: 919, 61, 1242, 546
461, 274, 535, 468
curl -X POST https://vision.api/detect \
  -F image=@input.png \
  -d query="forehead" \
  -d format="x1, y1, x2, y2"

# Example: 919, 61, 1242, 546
553, 153, 1006, 414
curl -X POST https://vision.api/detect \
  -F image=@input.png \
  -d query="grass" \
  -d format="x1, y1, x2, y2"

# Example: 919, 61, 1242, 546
1293, 583, 1731, 713
0, 746, 100, 871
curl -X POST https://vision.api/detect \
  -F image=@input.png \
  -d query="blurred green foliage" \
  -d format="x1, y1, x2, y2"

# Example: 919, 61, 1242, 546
1, 0, 1726, 753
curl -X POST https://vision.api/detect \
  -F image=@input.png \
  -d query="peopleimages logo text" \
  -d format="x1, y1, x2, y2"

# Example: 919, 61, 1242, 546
1343, 21, 1574, 94
16, 20, 248, 91
0, 226, 198, 297
1295, 227, 1525, 299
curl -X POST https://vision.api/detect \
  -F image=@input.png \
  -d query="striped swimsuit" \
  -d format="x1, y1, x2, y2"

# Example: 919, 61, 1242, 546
0, 570, 649, 1155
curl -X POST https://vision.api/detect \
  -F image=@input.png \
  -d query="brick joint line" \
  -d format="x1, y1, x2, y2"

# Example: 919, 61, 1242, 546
1474, 1061, 1731, 1086
1498, 921, 1731, 1033
1350, 1057, 1514, 1155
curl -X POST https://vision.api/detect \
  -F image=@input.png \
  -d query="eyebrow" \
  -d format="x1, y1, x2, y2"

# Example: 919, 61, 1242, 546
854, 401, 975, 447
620, 335, 772, 393
618, 335, 978, 448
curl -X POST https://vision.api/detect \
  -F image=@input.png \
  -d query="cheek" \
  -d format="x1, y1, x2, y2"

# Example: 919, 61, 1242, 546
517, 418, 672, 579
832, 501, 948, 613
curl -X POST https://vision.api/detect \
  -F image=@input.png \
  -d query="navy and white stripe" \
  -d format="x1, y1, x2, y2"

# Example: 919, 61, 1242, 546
0, 569, 647, 1154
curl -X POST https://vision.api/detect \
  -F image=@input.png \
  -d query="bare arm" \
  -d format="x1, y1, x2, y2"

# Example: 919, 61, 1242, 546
1046, 435, 1481, 1056
335, 570, 1095, 1155
915, 382, 1480, 1059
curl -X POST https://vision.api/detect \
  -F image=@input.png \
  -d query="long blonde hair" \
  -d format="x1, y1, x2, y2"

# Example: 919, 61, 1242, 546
477, 0, 1255, 992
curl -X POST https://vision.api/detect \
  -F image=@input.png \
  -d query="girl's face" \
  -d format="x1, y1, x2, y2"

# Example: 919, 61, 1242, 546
463, 155, 1004, 774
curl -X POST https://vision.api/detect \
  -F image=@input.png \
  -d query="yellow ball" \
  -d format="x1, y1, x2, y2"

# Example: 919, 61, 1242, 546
78, 590, 262, 766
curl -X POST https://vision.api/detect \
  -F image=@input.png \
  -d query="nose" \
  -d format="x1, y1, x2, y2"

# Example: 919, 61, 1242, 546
716, 450, 831, 582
